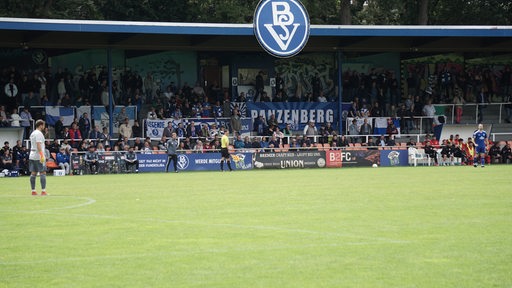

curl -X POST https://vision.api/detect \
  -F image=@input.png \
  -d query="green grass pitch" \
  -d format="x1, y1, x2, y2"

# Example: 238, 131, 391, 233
1, 166, 511, 287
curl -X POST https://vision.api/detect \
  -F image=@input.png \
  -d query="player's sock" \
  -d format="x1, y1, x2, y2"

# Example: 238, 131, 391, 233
227, 161, 232, 171
40, 174, 46, 190
30, 174, 36, 190
474, 157, 478, 166
220, 160, 224, 171
481, 157, 485, 166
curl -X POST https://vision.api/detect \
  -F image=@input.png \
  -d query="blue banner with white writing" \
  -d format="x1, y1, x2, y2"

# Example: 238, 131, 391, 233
175, 152, 253, 171
248, 102, 337, 130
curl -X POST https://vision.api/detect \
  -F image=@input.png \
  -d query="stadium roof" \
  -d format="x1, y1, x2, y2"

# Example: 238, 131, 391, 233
1, 17, 512, 53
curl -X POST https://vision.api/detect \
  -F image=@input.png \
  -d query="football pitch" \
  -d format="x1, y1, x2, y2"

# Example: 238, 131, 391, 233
1, 166, 511, 287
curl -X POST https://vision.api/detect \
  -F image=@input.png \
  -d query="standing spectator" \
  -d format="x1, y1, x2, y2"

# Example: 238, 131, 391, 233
359, 118, 372, 143
132, 121, 142, 138
119, 118, 132, 139
147, 106, 158, 120
8, 108, 20, 127
311, 73, 322, 101
253, 115, 267, 135
115, 107, 128, 127
230, 107, 242, 134
303, 120, 318, 142
165, 132, 179, 173
348, 119, 359, 143
453, 90, 465, 124
504, 94, 512, 123
255, 71, 264, 102
20, 107, 32, 139
476, 87, 488, 123
162, 121, 174, 138
186, 121, 198, 138
78, 112, 91, 139
54, 116, 64, 138
386, 118, 398, 138
422, 98, 436, 134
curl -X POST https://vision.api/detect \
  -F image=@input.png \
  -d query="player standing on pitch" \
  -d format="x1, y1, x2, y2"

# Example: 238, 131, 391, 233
29, 119, 47, 196
473, 123, 488, 168
220, 130, 233, 172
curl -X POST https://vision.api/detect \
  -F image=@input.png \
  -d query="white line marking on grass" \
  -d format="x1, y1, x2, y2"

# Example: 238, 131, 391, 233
0, 195, 96, 213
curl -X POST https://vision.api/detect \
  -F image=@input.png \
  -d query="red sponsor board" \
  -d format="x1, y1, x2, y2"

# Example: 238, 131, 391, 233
326, 150, 342, 168
326, 149, 380, 168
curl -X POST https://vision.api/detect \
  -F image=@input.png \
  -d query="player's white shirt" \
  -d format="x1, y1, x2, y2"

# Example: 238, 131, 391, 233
29, 129, 45, 160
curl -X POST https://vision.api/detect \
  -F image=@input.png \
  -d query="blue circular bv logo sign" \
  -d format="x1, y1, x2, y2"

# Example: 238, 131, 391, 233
254, 0, 310, 58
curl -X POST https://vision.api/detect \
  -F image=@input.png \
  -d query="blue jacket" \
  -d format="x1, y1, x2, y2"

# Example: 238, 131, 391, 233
56, 152, 70, 164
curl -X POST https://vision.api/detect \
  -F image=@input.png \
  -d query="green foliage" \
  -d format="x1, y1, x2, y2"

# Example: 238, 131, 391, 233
0, 0, 511, 25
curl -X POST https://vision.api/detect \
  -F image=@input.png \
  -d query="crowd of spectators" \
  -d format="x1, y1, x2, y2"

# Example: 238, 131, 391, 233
1, 62, 512, 175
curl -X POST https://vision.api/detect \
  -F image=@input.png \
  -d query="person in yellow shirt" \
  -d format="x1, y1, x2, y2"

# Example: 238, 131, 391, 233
220, 130, 232, 172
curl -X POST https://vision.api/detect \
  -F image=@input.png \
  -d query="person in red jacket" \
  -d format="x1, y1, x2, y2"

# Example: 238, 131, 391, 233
68, 122, 82, 148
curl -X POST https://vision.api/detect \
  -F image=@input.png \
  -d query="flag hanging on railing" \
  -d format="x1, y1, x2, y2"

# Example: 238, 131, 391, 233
45, 107, 74, 126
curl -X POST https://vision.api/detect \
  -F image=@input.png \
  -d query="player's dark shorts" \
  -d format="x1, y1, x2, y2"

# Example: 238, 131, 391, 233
29, 160, 46, 173
476, 146, 486, 154
221, 148, 230, 158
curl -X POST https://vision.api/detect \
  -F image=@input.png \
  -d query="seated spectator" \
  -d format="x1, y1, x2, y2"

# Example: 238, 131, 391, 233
1, 149, 13, 170
68, 122, 82, 148
61, 139, 72, 152
158, 136, 167, 150
234, 134, 245, 149
268, 135, 280, 151
15, 145, 29, 175
366, 137, 377, 149
141, 141, 152, 154
386, 135, 396, 146
0, 141, 11, 156
501, 143, 511, 164
377, 135, 387, 147
488, 141, 502, 164
89, 125, 102, 141
336, 135, 350, 148
452, 139, 467, 164
192, 140, 204, 153
251, 137, 262, 150
464, 140, 476, 166
96, 143, 106, 153
424, 140, 439, 166
440, 140, 454, 166
124, 146, 139, 173
84, 145, 99, 174
56, 147, 71, 175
